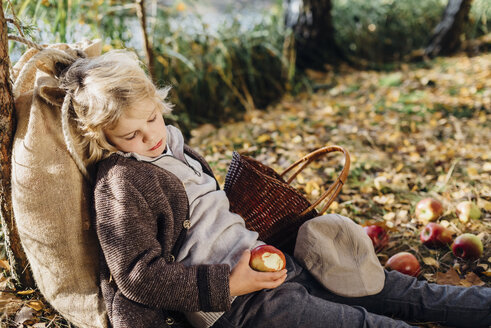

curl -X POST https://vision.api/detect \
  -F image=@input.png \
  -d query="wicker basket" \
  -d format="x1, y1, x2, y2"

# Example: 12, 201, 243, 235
224, 145, 350, 253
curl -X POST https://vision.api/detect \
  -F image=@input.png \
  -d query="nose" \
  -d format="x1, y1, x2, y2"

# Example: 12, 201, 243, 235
142, 131, 154, 144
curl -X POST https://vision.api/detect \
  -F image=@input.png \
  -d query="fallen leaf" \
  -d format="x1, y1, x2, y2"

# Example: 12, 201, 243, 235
15, 305, 36, 325
373, 194, 395, 205
0, 291, 23, 315
383, 212, 396, 221
256, 134, 271, 143
396, 210, 408, 220
305, 181, 320, 195
26, 300, 44, 312
17, 289, 36, 295
439, 220, 450, 228
376, 253, 389, 265
329, 201, 339, 211
466, 167, 479, 178
436, 268, 461, 286
0, 259, 10, 272
461, 272, 485, 287
477, 263, 488, 271
423, 273, 437, 283
480, 200, 491, 212
374, 176, 388, 190
422, 257, 439, 268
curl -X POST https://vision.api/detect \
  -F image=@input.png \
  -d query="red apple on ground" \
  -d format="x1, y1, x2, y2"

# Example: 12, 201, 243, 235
420, 222, 453, 248
249, 245, 286, 272
385, 252, 421, 277
415, 198, 444, 223
452, 233, 483, 261
363, 225, 390, 252
455, 201, 481, 223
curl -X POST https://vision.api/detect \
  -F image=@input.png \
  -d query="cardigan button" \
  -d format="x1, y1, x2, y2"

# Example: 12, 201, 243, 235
168, 255, 175, 263
183, 220, 191, 229
166, 317, 175, 325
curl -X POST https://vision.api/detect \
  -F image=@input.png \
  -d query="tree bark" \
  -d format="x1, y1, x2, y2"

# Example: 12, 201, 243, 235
136, 0, 155, 82
287, 0, 343, 70
425, 0, 473, 57
0, 3, 34, 287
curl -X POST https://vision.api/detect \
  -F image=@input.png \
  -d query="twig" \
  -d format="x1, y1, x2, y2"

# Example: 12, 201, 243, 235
433, 159, 460, 193
443, 159, 459, 187
5, 0, 25, 38
7, 34, 43, 50
46, 314, 61, 328
0, 289, 16, 293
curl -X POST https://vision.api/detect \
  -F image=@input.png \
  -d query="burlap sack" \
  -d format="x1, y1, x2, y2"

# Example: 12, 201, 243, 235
11, 40, 108, 328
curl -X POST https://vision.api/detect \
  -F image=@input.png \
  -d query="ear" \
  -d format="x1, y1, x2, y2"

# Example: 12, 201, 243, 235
83, 39, 103, 58
37, 76, 66, 107
39, 85, 66, 107
12, 48, 40, 81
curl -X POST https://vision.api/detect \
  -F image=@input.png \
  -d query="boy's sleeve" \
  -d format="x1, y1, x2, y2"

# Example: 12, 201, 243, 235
94, 161, 231, 312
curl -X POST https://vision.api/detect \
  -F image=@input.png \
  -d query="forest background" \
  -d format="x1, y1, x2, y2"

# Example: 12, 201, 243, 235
0, 0, 490, 327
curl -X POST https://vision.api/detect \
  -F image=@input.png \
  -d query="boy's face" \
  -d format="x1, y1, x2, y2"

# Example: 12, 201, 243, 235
104, 97, 167, 158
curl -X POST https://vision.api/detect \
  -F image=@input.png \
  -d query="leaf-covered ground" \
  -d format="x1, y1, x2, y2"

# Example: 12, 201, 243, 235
1, 53, 490, 327
189, 53, 491, 288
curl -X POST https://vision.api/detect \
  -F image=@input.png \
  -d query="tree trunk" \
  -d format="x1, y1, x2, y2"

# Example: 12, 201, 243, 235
0, 3, 34, 287
287, 0, 342, 70
425, 0, 473, 57
136, 0, 155, 82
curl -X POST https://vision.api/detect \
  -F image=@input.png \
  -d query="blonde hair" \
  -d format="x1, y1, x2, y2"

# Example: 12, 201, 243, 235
59, 50, 173, 165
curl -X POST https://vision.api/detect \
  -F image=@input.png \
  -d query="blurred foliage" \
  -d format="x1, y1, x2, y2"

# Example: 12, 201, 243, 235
4, 0, 491, 132
332, 0, 491, 65
466, 0, 491, 38
150, 6, 291, 134
5, 0, 291, 135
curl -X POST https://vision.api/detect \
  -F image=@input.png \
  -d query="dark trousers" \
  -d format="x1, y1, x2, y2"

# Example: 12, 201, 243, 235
213, 254, 491, 328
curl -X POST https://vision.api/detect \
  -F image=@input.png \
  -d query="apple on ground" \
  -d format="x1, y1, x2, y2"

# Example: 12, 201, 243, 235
249, 245, 286, 272
452, 233, 483, 261
455, 201, 481, 223
385, 252, 421, 277
415, 198, 444, 223
420, 222, 453, 248
363, 225, 390, 252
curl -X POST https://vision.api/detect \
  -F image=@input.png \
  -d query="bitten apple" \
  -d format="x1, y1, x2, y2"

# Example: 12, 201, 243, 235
420, 222, 453, 248
415, 198, 443, 223
363, 225, 390, 252
452, 233, 483, 261
455, 201, 481, 223
249, 245, 286, 272
385, 252, 420, 277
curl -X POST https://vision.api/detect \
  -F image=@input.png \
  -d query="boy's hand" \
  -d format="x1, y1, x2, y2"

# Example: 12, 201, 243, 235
229, 249, 287, 296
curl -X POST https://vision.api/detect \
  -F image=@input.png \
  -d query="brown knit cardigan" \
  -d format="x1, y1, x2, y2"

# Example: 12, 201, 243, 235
94, 146, 231, 328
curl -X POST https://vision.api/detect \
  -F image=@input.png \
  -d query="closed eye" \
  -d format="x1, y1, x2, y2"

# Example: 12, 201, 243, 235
124, 132, 137, 140
148, 114, 157, 122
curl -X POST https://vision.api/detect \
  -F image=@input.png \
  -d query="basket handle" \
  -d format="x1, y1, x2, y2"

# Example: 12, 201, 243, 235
280, 145, 350, 216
